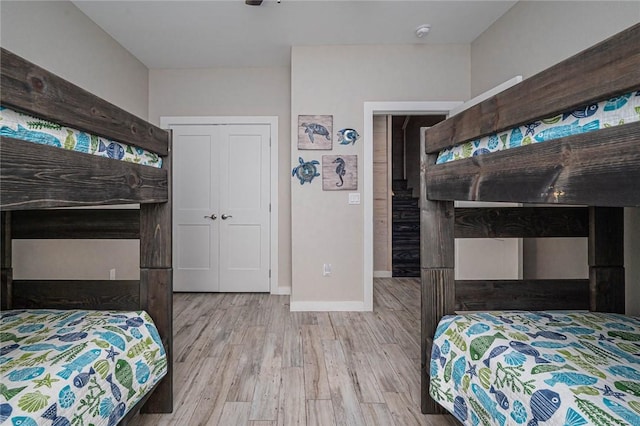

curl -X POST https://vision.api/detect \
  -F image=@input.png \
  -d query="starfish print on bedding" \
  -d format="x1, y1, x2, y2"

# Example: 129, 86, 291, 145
106, 346, 120, 362
33, 372, 59, 388
524, 121, 541, 136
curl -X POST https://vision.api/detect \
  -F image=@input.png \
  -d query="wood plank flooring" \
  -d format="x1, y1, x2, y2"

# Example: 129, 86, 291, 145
130, 278, 456, 426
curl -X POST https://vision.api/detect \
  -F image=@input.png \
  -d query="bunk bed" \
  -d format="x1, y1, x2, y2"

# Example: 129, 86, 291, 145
0, 48, 173, 425
420, 23, 640, 424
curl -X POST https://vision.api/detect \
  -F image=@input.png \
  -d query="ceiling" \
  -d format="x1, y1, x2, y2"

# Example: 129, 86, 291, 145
73, 0, 517, 69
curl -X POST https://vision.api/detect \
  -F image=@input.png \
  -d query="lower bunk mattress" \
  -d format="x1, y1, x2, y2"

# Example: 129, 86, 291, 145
430, 311, 640, 425
0, 309, 167, 426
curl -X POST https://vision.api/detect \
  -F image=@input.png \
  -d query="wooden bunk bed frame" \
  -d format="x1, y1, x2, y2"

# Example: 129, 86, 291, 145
0, 48, 173, 420
419, 23, 640, 414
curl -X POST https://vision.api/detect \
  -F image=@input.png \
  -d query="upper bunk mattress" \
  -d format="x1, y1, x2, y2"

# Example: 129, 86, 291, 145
0, 106, 163, 168
0, 309, 167, 426
436, 90, 640, 164
431, 310, 640, 425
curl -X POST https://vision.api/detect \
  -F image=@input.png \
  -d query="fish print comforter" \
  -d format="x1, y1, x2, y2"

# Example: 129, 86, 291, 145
0, 310, 167, 426
436, 90, 640, 164
431, 311, 640, 425
0, 106, 162, 168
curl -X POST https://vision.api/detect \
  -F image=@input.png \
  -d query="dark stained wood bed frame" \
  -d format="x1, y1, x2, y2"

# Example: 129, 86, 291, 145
419, 23, 640, 414
0, 48, 173, 420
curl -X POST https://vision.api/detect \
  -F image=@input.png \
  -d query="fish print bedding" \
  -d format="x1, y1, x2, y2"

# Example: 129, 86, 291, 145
0, 106, 162, 168
431, 311, 640, 425
436, 90, 640, 164
0, 310, 167, 426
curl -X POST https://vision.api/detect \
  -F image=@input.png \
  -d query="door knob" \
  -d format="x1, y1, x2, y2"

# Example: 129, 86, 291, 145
204, 214, 217, 220
221, 214, 232, 220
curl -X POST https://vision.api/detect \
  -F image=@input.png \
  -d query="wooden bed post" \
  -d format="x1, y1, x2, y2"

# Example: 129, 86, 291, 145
1, 212, 12, 310
139, 135, 173, 413
589, 207, 625, 313
420, 147, 455, 414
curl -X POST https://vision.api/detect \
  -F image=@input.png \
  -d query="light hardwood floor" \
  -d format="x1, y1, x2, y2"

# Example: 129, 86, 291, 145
130, 278, 456, 426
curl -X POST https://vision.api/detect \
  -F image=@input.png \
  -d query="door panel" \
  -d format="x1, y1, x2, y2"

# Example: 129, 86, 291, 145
219, 125, 270, 292
172, 126, 220, 292
176, 225, 212, 269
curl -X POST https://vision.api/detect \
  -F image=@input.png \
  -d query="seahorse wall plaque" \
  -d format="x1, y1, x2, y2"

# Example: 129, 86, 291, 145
322, 155, 357, 191
298, 115, 333, 150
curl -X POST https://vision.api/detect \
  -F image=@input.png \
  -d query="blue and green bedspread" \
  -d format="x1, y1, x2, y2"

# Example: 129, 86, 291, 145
431, 311, 640, 425
0, 106, 162, 168
0, 309, 167, 426
436, 90, 640, 164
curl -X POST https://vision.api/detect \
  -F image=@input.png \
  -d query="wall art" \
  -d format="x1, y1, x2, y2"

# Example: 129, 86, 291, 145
337, 128, 360, 145
292, 157, 320, 185
298, 115, 332, 150
322, 155, 357, 190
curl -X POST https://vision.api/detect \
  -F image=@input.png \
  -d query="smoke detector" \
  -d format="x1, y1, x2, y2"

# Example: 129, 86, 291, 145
415, 24, 431, 38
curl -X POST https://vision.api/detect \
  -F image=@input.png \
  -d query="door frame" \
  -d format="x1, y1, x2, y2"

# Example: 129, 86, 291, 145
363, 78, 524, 310
363, 102, 461, 310
161, 116, 280, 294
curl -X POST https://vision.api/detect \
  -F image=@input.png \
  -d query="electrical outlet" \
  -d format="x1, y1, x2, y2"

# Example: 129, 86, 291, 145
109, 269, 116, 280
323, 263, 332, 277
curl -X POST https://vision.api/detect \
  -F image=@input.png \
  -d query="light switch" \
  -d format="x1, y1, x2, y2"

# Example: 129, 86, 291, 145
348, 193, 361, 204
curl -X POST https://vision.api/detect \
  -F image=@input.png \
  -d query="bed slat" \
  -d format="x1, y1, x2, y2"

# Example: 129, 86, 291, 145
425, 22, 640, 153
11, 280, 141, 310
426, 121, 640, 207
11, 209, 140, 239
0, 48, 168, 155
455, 279, 589, 311
1, 137, 168, 210
455, 207, 588, 238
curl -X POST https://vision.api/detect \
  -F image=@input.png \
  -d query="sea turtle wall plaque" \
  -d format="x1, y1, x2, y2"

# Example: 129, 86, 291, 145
298, 115, 332, 150
292, 157, 320, 185
322, 155, 357, 191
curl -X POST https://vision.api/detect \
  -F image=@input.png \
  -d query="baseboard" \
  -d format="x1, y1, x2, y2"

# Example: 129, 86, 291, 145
373, 270, 393, 278
271, 286, 291, 295
289, 300, 369, 312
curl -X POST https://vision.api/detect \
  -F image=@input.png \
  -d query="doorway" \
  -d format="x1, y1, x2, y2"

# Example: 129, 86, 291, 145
390, 115, 446, 277
363, 101, 462, 310
364, 79, 524, 309
161, 116, 279, 293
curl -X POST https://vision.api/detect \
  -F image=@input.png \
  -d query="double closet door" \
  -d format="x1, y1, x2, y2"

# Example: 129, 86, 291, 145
172, 124, 270, 292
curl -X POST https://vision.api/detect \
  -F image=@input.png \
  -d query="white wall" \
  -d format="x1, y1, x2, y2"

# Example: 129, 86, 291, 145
148, 67, 292, 292
1, 0, 149, 280
290, 44, 470, 308
471, 1, 640, 313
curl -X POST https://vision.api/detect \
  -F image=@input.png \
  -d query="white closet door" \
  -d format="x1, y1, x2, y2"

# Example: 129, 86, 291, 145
218, 124, 271, 292
172, 123, 271, 292
172, 125, 221, 292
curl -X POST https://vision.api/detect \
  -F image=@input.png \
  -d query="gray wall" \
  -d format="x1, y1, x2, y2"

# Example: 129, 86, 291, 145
1, 1, 149, 281
471, 0, 640, 313
148, 67, 292, 292
290, 44, 470, 307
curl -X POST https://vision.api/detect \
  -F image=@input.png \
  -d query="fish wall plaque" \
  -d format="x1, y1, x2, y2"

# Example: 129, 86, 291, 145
337, 128, 359, 145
